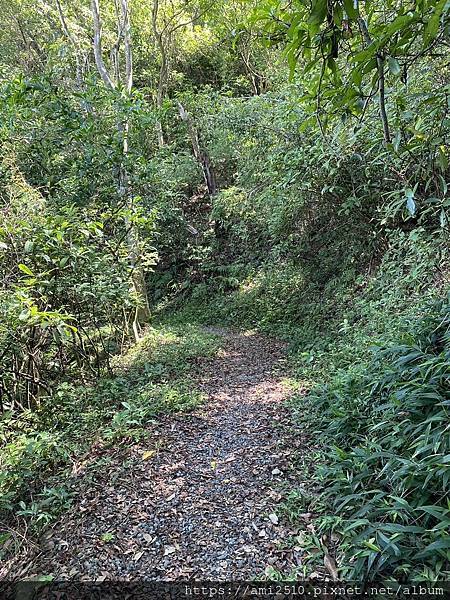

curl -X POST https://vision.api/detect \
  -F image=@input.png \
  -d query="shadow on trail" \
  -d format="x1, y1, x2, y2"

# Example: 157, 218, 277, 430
20, 329, 301, 580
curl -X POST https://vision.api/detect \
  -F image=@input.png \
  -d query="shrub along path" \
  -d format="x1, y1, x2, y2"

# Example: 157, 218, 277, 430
20, 328, 305, 580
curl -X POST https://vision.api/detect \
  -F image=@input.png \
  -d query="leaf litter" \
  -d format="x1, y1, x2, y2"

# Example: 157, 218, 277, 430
11, 329, 308, 580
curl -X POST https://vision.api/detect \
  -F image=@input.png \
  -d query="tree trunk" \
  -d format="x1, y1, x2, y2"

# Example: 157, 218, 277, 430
357, 17, 391, 145
152, 0, 167, 147
178, 102, 217, 196
155, 59, 167, 147
91, 0, 150, 339
376, 55, 391, 144
118, 120, 151, 329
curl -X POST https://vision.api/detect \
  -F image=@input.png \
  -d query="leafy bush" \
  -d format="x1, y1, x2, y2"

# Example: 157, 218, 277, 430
0, 155, 157, 411
305, 296, 450, 580
151, 78, 449, 310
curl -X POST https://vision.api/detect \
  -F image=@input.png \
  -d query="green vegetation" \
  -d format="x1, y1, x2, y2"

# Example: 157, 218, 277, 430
0, 323, 220, 546
309, 296, 450, 579
166, 95, 449, 578
0, 0, 449, 582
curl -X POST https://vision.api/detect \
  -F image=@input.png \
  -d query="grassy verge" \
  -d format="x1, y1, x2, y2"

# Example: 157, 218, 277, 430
0, 322, 221, 559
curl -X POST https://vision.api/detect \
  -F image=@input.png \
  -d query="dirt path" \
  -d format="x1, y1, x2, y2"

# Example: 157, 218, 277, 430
23, 329, 302, 580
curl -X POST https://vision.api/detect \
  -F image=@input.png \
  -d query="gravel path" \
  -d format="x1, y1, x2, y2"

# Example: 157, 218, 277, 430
22, 328, 301, 580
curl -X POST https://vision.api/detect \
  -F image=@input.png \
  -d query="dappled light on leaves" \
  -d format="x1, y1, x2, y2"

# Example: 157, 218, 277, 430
0, 0, 449, 583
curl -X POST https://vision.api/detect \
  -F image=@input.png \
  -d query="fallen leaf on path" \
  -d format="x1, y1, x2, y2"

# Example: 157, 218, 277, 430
142, 450, 156, 460
258, 529, 267, 538
224, 456, 237, 463
324, 553, 338, 581
299, 512, 312, 522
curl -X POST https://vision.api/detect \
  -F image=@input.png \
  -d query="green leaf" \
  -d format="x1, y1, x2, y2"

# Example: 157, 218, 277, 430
423, 0, 448, 46
18, 309, 30, 321
393, 130, 402, 152
405, 189, 416, 216
352, 67, 363, 86
416, 538, 450, 558
388, 57, 401, 76
18, 263, 34, 276
308, 0, 327, 25
33, 575, 55, 582
437, 146, 448, 171
363, 540, 381, 552
383, 14, 416, 38
416, 505, 449, 518
333, 5, 343, 27
343, 0, 358, 21
406, 196, 416, 217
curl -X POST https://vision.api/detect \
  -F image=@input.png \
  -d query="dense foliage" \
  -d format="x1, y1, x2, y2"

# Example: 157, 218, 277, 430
0, 0, 448, 581
308, 297, 450, 579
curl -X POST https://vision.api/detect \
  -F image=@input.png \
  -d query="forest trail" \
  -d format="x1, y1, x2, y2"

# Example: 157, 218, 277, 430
22, 328, 303, 580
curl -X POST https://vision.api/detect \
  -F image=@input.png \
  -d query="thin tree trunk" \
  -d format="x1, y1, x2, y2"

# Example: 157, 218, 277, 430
118, 120, 151, 328
376, 56, 391, 144
152, 0, 167, 147
91, 0, 115, 88
178, 102, 216, 196
91, 0, 150, 339
358, 17, 391, 144
156, 61, 167, 147
55, 0, 83, 87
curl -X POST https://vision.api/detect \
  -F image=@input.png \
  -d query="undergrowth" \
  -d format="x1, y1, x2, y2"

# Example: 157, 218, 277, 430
0, 323, 220, 559
296, 295, 450, 581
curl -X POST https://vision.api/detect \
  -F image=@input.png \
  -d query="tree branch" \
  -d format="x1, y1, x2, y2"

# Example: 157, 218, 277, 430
55, 0, 84, 86
91, 0, 115, 89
